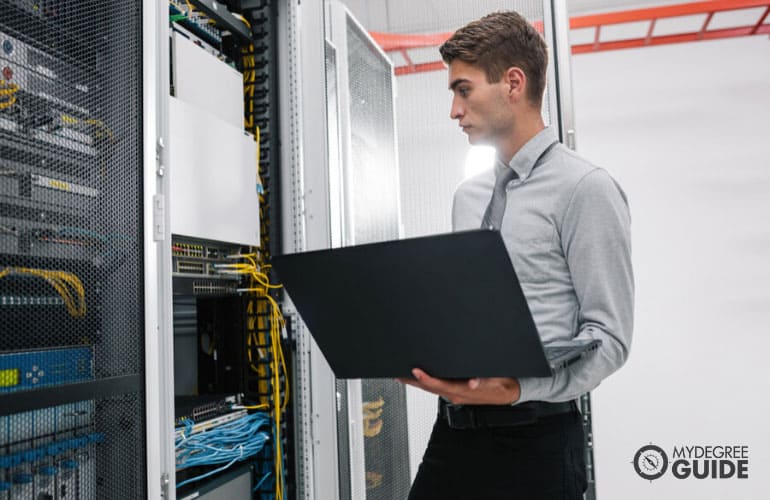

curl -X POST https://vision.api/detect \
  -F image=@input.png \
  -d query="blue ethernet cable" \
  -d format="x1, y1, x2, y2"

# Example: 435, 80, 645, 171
174, 412, 270, 488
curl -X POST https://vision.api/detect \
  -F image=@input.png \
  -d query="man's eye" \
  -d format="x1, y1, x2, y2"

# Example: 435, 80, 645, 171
459, 88, 469, 97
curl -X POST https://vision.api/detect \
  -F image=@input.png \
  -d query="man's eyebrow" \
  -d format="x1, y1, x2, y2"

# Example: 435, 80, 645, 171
449, 78, 470, 91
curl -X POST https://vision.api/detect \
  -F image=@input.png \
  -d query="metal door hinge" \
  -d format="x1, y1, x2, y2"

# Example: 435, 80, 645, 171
153, 194, 166, 241
160, 472, 170, 498
157, 137, 166, 176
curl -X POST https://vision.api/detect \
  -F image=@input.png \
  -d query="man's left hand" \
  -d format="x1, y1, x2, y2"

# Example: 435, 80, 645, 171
398, 368, 521, 405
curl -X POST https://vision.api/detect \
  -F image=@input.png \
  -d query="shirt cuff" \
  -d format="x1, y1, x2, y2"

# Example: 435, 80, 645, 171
514, 376, 553, 405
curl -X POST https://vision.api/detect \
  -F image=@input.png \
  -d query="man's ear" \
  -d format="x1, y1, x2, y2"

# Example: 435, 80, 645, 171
505, 66, 527, 101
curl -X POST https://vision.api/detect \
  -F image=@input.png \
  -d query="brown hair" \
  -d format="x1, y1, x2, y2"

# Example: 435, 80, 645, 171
439, 11, 548, 107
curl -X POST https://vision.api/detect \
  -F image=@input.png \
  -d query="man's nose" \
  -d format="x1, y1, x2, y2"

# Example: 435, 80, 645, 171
450, 96, 463, 120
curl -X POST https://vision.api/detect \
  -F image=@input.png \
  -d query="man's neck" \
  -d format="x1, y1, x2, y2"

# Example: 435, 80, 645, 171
497, 117, 546, 164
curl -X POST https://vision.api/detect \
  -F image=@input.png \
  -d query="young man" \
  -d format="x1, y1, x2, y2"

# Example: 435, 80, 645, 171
399, 11, 634, 500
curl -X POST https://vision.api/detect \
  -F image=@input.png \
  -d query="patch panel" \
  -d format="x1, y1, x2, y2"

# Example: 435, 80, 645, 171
171, 238, 244, 282
0, 218, 123, 265
173, 279, 238, 297
0, 170, 100, 214
0, 295, 64, 307
175, 260, 205, 275
0, 116, 98, 156
189, 395, 239, 422
174, 410, 247, 440
172, 243, 204, 258
172, 241, 241, 260
30, 174, 98, 198
174, 394, 241, 425
169, 1, 223, 50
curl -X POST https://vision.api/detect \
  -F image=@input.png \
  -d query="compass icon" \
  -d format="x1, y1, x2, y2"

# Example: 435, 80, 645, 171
633, 444, 668, 480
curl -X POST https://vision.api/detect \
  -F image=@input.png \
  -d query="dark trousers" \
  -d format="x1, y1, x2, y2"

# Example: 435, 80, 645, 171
407, 408, 587, 500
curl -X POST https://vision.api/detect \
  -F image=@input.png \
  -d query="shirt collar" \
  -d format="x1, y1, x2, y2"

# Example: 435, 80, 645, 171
494, 127, 558, 181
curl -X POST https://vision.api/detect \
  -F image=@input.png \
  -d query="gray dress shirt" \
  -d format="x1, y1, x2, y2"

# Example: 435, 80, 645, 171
452, 127, 634, 403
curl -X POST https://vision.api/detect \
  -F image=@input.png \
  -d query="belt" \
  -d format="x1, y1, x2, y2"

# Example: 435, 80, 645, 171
438, 399, 576, 430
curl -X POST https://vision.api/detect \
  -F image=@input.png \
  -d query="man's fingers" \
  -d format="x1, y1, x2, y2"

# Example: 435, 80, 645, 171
411, 368, 450, 392
396, 377, 420, 388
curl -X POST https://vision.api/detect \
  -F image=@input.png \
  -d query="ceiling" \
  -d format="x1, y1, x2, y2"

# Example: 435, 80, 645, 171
341, 0, 693, 33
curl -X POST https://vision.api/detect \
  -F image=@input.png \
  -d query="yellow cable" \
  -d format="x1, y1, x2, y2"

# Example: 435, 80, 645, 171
0, 96, 16, 110
241, 40, 284, 496
0, 81, 18, 95
239, 251, 288, 498
0, 82, 17, 109
256, 125, 261, 179
238, 404, 269, 410
232, 13, 251, 29
0, 267, 86, 317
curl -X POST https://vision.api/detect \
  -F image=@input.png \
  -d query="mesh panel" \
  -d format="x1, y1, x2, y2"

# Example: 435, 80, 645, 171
344, 16, 411, 500
0, 1, 145, 498
346, 17, 400, 245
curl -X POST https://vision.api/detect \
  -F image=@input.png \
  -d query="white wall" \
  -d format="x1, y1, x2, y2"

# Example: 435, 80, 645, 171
393, 30, 770, 500
341, 1, 770, 496
571, 35, 770, 499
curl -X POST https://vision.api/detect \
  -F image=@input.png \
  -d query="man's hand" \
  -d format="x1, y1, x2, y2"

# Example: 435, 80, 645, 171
398, 368, 521, 405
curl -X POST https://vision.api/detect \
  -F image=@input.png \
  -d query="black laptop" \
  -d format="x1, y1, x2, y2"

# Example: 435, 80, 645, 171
272, 229, 600, 379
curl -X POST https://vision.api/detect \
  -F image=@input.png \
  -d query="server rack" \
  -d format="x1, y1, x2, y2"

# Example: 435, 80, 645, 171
0, 1, 148, 499
159, 1, 290, 499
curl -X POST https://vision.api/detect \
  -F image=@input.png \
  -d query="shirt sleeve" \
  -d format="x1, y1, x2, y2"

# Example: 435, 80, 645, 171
516, 168, 634, 404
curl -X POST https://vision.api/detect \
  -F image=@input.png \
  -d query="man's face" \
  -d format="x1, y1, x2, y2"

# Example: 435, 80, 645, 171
448, 60, 513, 147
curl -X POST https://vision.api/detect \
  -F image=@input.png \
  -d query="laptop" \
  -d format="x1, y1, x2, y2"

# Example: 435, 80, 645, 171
272, 229, 600, 379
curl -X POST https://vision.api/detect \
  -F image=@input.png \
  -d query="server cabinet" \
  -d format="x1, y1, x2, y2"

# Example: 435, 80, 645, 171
0, 1, 152, 499
158, 1, 288, 499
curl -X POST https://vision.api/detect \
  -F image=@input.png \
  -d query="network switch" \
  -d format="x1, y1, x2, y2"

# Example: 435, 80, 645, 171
174, 410, 247, 440
0, 346, 92, 393
0, 30, 94, 116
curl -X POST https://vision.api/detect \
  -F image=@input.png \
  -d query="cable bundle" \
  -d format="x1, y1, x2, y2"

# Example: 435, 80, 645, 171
175, 411, 271, 487
215, 254, 288, 499
0, 267, 86, 317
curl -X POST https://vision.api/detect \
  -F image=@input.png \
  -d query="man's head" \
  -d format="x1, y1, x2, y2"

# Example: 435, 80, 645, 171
439, 11, 548, 155
439, 11, 548, 108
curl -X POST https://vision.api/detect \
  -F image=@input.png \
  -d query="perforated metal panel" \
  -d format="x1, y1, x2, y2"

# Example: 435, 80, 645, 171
332, 9, 412, 500
0, 1, 145, 498
344, 17, 400, 246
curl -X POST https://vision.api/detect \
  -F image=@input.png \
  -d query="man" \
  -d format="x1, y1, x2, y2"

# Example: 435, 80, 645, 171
399, 11, 634, 500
